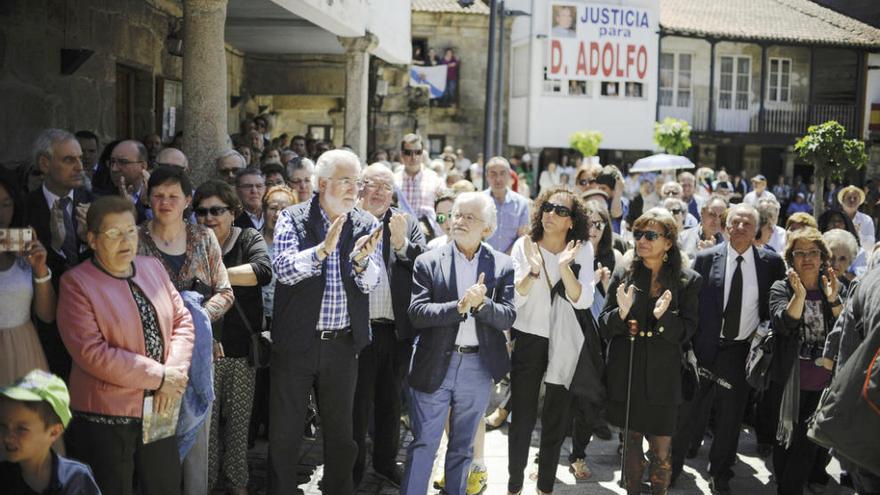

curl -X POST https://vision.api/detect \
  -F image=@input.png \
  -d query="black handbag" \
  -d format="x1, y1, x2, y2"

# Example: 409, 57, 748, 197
746, 322, 774, 391
233, 301, 271, 369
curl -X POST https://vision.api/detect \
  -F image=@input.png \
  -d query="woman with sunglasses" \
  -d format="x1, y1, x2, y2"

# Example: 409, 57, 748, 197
506, 187, 595, 495
767, 228, 841, 495
426, 192, 456, 249
193, 181, 272, 495
600, 208, 701, 494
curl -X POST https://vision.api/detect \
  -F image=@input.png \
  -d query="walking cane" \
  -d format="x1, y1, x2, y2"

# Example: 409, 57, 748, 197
619, 319, 639, 490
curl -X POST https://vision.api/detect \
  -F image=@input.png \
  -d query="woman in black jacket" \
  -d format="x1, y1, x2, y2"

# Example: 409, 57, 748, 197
600, 208, 701, 495
768, 227, 842, 495
194, 180, 273, 495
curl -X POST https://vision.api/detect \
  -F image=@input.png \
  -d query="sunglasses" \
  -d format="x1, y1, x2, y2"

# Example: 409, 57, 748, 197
633, 230, 665, 241
401, 149, 423, 157
589, 220, 606, 231
540, 202, 572, 217
669, 208, 683, 215
436, 213, 448, 224
194, 206, 231, 217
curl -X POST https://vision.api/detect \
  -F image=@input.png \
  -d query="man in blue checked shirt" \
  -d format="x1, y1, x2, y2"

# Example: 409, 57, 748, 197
267, 149, 382, 495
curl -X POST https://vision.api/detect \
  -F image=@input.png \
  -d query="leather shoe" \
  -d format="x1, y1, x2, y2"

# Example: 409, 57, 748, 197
374, 465, 403, 488
709, 477, 731, 494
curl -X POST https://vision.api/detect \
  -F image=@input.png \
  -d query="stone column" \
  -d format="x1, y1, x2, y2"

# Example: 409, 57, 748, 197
183, 0, 228, 184
338, 33, 378, 161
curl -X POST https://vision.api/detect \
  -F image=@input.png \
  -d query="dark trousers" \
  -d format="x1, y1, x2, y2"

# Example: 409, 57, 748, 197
673, 341, 751, 482
768, 384, 831, 495
506, 330, 548, 493
66, 417, 181, 495
569, 396, 601, 463
352, 322, 410, 484
268, 334, 359, 495
536, 384, 575, 493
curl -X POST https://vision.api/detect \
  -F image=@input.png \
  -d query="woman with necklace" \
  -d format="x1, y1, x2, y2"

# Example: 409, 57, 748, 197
194, 180, 272, 495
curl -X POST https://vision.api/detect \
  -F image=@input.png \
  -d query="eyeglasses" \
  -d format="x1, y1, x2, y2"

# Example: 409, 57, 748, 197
792, 249, 822, 259
363, 180, 393, 193
540, 202, 572, 217
633, 230, 665, 241
109, 158, 144, 168
288, 178, 310, 185
451, 212, 483, 223
663, 190, 681, 197
668, 208, 683, 215
436, 213, 448, 224
194, 206, 231, 217
219, 167, 242, 176
99, 226, 138, 241
589, 220, 606, 231
326, 177, 364, 188
237, 183, 265, 191
401, 149, 423, 157
266, 179, 286, 187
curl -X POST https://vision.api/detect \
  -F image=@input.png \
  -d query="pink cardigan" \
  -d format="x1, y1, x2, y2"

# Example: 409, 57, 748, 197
57, 256, 195, 418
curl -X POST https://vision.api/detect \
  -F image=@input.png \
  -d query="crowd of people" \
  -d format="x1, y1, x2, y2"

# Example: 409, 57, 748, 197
0, 121, 879, 495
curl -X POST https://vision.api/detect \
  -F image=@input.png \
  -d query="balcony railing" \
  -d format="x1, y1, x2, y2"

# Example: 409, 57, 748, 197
658, 99, 858, 136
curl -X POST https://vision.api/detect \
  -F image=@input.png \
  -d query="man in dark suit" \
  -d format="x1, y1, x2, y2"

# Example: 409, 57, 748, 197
24, 129, 94, 380
268, 149, 382, 495
672, 203, 786, 493
351, 164, 426, 487
402, 192, 516, 495
233, 168, 266, 231
104, 140, 151, 224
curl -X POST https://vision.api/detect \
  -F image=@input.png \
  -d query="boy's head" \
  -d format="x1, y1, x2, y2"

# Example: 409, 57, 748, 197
0, 370, 71, 463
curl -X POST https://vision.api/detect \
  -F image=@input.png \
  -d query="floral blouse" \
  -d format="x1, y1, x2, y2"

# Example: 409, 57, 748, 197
138, 222, 234, 322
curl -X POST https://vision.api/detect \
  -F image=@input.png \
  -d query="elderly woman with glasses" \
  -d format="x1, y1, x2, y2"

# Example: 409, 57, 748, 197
768, 227, 841, 495
506, 187, 595, 495
58, 195, 195, 495
600, 208, 701, 494
194, 180, 273, 495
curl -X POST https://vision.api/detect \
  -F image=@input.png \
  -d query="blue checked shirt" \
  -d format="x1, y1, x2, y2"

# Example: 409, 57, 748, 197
272, 207, 381, 331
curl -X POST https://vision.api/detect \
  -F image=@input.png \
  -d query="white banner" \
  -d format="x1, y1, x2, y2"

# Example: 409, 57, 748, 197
409, 65, 448, 99
547, 2, 656, 82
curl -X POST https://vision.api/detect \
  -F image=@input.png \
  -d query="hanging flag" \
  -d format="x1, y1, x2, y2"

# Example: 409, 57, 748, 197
410, 65, 447, 99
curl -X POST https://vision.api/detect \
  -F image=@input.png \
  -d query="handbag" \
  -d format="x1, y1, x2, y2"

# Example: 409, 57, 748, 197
745, 321, 774, 391
233, 300, 271, 369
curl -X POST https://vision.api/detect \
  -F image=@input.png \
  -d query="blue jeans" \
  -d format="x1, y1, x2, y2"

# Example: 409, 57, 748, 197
402, 352, 492, 495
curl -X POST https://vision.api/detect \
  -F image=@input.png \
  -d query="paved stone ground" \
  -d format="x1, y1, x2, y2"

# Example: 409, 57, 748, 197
235, 420, 853, 495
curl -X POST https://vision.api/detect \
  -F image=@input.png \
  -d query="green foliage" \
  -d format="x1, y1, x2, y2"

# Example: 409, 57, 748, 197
569, 130, 603, 158
653, 118, 692, 155
794, 120, 867, 182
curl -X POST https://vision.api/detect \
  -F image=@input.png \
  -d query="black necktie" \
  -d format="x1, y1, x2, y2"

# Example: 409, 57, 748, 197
723, 255, 744, 340
58, 197, 78, 265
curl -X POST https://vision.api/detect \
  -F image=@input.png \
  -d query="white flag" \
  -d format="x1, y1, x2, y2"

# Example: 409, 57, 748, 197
409, 65, 447, 99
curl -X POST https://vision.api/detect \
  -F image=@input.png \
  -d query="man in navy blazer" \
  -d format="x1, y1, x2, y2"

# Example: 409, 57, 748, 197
402, 192, 516, 495
672, 203, 786, 493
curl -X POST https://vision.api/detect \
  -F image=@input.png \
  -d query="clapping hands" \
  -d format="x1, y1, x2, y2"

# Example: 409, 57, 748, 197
458, 272, 487, 314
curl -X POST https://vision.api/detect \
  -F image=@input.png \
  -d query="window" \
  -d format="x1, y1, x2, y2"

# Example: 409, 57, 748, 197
427, 134, 446, 156
568, 80, 588, 96
601, 81, 619, 96
308, 125, 332, 142
158, 79, 182, 143
625, 82, 643, 98
719, 55, 750, 110
768, 57, 791, 102
659, 52, 692, 107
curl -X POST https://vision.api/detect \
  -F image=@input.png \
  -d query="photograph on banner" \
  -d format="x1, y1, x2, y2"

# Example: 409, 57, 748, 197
547, 2, 656, 84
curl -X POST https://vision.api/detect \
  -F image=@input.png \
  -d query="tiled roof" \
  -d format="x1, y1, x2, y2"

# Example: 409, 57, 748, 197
411, 0, 490, 15
660, 0, 880, 48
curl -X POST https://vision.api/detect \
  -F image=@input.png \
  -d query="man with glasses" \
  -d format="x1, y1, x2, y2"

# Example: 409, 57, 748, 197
352, 164, 427, 488
108, 140, 150, 223
661, 181, 698, 230
394, 133, 443, 219
286, 156, 315, 200
269, 149, 382, 495
214, 149, 248, 185
402, 192, 515, 495
483, 156, 530, 254
671, 203, 786, 493
233, 168, 267, 230
680, 195, 728, 260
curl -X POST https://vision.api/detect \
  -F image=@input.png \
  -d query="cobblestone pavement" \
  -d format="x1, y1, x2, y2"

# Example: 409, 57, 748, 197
237, 420, 853, 495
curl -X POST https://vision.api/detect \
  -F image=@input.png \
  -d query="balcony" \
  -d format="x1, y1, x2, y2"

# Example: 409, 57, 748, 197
658, 98, 858, 137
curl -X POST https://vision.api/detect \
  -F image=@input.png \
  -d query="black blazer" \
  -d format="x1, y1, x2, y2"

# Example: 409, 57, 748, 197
234, 211, 260, 231
378, 207, 426, 340
24, 187, 94, 286
600, 265, 702, 406
407, 242, 516, 393
691, 243, 786, 366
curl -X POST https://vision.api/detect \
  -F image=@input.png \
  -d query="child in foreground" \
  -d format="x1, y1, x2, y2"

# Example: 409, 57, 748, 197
0, 369, 101, 494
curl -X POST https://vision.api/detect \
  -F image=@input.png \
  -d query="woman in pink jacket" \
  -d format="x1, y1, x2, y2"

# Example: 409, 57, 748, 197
57, 195, 194, 495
